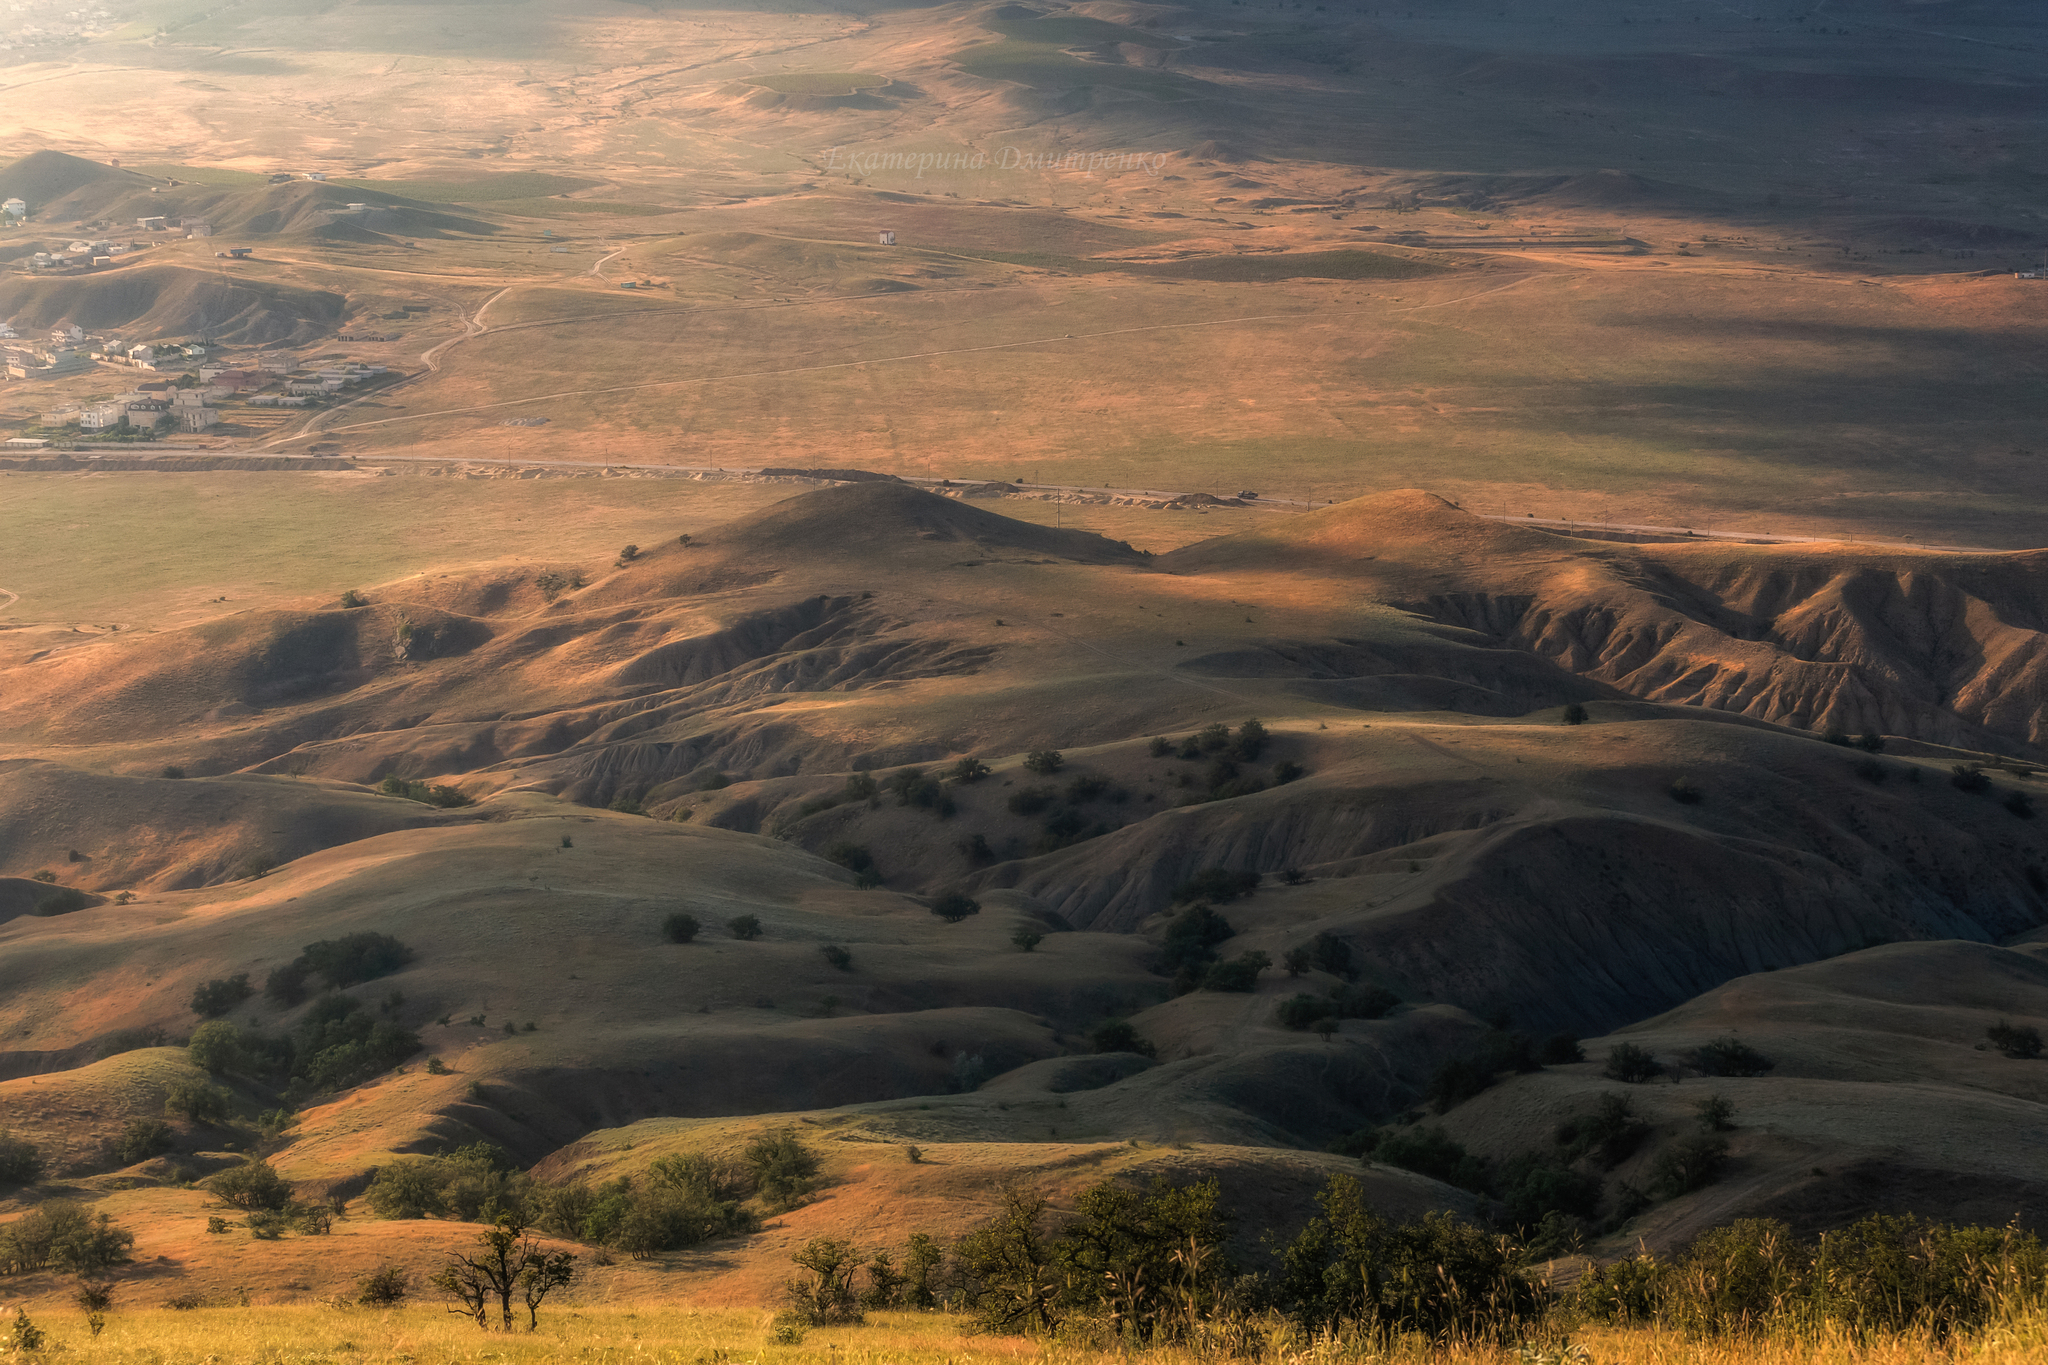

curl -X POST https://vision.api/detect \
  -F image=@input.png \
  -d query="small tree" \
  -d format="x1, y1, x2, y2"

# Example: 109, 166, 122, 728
1090, 1019, 1156, 1059
204, 1159, 293, 1211
821, 944, 853, 971
1011, 929, 1043, 952
1604, 1042, 1661, 1084
950, 756, 991, 783
728, 913, 763, 941
431, 1210, 575, 1332
1696, 1094, 1736, 1132
165, 1078, 234, 1123
113, 1117, 173, 1165
1563, 703, 1588, 725
339, 589, 367, 608
745, 1131, 821, 1212
662, 912, 700, 944
75, 1280, 113, 1337
359, 1264, 410, 1306
783, 1236, 864, 1326
932, 892, 981, 923
0, 1131, 45, 1187
189, 973, 254, 1019
1023, 750, 1064, 775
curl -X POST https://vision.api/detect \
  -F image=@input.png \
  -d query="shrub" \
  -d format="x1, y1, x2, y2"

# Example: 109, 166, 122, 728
1158, 903, 1234, 979
1987, 1020, 2044, 1059
824, 842, 882, 887
932, 892, 980, 923
160, 764, 187, 779
35, 887, 90, 915
1282, 946, 1312, 977
189, 973, 254, 1019
206, 1159, 294, 1211
1022, 749, 1064, 775
1011, 929, 1043, 951
187, 1020, 247, 1074
1064, 773, 1109, 802
164, 1078, 234, 1122
1538, 1033, 1585, 1065
1148, 737, 1172, 757
293, 932, 416, 989
1426, 1055, 1498, 1114
378, 775, 474, 808
113, 1117, 174, 1165
1201, 950, 1271, 992
1335, 984, 1399, 1020
1952, 764, 1991, 793
1853, 756, 1888, 783
339, 589, 367, 608
618, 543, 640, 562
1006, 785, 1055, 816
698, 769, 732, 791
1196, 723, 1232, 752
1273, 760, 1306, 784
1857, 731, 1886, 752
1171, 866, 1261, 904
949, 756, 991, 783
1697, 1094, 1737, 1132
1668, 777, 1704, 804
1356, 1125, 1487, 1189
782, 1236, 865, 1327
820, 944, 852, 971
1604, 1041, 1662, 1083
1309, 931, 1354, 978
30, 869, 56, 882
1689, 1036, 1775, 1077
0, 1131, 44, 1187
2007, 790, 2035, 819
1090, 1019, 1156, 1059
662, 912, 700, 944
359, 1265, 410, 1306
1563, 703, 1588, 725
728, 913, 763, 940
1278, 993, 1338, 1030
1555, 1092, 1650, 1169
1234, 717, 1269, 760
1651, 1134, 1730, 1198
1279, 1178, 1543, 1341
745, 1131, 821, 1212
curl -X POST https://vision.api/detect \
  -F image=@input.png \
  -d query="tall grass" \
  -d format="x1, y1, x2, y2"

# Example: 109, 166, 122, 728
11, 1304, 2048, 1365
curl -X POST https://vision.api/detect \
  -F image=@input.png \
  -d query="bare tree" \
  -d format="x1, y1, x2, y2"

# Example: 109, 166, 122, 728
431, 1210, 576, 1331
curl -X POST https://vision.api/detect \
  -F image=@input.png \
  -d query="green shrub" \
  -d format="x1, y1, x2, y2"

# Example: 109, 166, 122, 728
187, 1020, 247, 1074
932, 892, 980, 923
1011, 929, 1043, 952
1023, 749, 1064, 775
1555, 1092, 1650, 1168
1279, 1177, 1541, 1342
160, 765, 186, 779
35, 887, 91, 915
1356, 1125, 1488, 1190
1669, 778, 1704, 804
1273, 759, 1306, 784
1006, 785, 1055, 815
1563, 703, 1589, 725
820, 943, 852, 971
164, 1078, 234, 1123
1277, 993, 1336, 1030
1697, 1094, 1737, 1132
1234, 718, 1270, 760
1171, 866, 1261, 904
1090, 1019, 1156, 1059
1200, 950, 1270, 992
377, 774, 474, 807
1987, 1020, 2044, 1059
662, 912, 700, 944
1651, 1135, 1730, 1198
728, 913, 764, 940
824, 842, 882, 887
1688, 1036, 1774, 1077
2006, 790, 2035, 819
358, 1265, 410, 1306
782, 1236, 865, 1326
0, 1132, 44, 1187
188, 973, 253, 1019
949, 756, 991, 783
339, 589, 367, 608
113, 1118, 173, 1165
1604, 1041, 1662, 1083
1952, 764, 1991, 793
744, 1131, 821, 1213
206, 1159, 294, 1211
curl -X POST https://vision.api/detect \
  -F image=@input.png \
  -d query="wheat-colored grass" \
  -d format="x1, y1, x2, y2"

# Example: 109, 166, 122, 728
11, 1306, 2048, 1365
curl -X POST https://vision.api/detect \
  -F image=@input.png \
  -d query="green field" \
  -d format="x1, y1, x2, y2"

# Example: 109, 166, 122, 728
746, 71, 889, 94
334, 173, 603, 203
484, 197, 680, 218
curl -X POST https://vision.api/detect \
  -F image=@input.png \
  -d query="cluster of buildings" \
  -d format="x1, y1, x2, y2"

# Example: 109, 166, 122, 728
4, 317, 393, 437
0, 2, 118, 55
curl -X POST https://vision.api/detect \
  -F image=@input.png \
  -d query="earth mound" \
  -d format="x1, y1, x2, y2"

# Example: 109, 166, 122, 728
0, 265, 346, 345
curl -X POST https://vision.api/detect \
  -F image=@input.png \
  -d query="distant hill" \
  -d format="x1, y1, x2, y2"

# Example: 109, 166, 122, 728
0, 150, 159, 219
0, 264, 345, 344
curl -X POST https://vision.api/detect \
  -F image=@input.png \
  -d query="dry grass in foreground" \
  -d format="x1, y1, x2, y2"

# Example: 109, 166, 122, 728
8, 1307, 2048, 1365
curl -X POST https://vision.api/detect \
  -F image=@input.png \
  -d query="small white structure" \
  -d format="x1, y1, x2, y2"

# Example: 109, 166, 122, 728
185, 222, 213, 238
178, 407, 220, 432
79, 402, 128, 431
2, 198, 25, 220
136, 215, 167, 231
304, 171, 328, 181
128, 343, 155, 362
3, 437, 50, 449
878, 230, 896, 245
